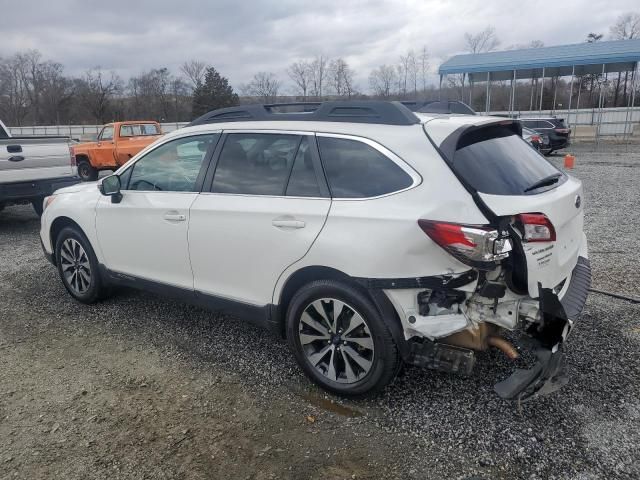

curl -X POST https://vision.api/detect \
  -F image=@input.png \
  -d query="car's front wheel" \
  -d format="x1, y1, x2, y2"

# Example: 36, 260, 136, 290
54, 226, 108, 304
286, 280, 400, 397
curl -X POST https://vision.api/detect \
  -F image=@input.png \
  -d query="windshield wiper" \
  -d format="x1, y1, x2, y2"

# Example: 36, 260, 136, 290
524, 173, 562, 193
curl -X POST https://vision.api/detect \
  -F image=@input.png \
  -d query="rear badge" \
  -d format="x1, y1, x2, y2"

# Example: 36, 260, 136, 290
575, 195, 581, 208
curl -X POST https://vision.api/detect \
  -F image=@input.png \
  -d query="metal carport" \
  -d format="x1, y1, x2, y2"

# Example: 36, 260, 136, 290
438, 39, 640, 141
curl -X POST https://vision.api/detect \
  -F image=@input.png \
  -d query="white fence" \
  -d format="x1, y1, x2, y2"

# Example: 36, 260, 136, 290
7, 106, 640, 138
7, 122, 188, 139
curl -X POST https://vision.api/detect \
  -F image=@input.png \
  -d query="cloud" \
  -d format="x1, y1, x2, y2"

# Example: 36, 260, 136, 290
1, 0, 638, 91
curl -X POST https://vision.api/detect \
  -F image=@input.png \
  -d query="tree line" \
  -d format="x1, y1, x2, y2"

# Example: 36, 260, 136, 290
0, 12, 638, 126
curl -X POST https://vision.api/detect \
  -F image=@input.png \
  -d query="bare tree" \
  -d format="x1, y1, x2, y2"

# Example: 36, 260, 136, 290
369, 65, 397, 98
0, 55, 30, 125
180, 60, 208, 91
287, 61, 311, 98
610, 13, 640, 105
464, 26, 500, 54
327, 58, 355, 98
308, 55, 329, 98
79, 67, 123, 123
241, 72, 281, 102
418, 46, 429, 94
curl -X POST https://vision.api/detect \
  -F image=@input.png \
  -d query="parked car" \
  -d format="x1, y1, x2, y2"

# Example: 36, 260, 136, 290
72, 121, 162, 181
519, 117, 571, 154
0, 119, 78, 216
40, 102, 590, 400
522, 126, 552, 155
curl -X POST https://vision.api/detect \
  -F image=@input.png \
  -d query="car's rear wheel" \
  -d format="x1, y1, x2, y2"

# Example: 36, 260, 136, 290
55, 226, 108, 303
77, 160, 98, 181
286, 280, 400, 397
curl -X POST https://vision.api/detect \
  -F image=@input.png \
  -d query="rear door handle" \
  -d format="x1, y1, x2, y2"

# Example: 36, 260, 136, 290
272, 219, 305, 229
163, 212, 186, 222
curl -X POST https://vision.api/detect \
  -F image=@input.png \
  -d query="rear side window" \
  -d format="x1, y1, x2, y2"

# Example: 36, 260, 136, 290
212, 133, 301, 195
317, 136, 413, 198
450, 125, 563, 196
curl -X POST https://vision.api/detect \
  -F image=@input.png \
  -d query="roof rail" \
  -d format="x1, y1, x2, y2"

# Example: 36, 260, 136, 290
402, 100, 476, 115
188, 101, 420, 127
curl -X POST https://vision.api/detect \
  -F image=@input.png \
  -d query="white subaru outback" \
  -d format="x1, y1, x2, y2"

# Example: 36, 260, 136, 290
40, 102, 591, 400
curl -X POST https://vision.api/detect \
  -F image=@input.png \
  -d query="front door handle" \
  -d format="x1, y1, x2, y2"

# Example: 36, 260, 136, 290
7, 145, 22, 153
8, 155, 25, 162
272, 219, 305, 229
163, 212, 186, 222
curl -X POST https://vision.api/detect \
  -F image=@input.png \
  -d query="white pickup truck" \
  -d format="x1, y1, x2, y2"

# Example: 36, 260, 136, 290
0, 120, 79, 216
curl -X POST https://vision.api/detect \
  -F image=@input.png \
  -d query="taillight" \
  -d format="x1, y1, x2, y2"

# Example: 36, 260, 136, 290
418, 220, 512, 269
531, 135, 541, 142
514, 213, 556, 242
69, 145, 76, 166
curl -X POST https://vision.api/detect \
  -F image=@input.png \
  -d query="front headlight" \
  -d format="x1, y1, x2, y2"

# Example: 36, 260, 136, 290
43, 195, 57, 212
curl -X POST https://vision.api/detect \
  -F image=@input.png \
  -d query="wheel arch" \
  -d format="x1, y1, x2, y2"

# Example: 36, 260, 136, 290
273, 265, 408, 358
49, 216, 88, 266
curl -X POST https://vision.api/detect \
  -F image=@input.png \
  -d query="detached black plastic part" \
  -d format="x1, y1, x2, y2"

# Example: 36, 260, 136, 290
493, 256, 591, 401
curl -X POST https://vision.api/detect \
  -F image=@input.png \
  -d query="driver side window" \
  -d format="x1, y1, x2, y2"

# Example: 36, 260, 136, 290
99, 126, 114, 141
125, 134, 219, 192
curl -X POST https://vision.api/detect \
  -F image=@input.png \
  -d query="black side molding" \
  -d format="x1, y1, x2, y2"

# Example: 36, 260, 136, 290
355, 270, 477, 290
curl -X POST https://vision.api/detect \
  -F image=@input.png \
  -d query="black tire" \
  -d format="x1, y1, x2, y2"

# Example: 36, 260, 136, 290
77, 160, 98, 181
286, 280, 400, 397
31, 197, 44, 217
54, 226, 108, 304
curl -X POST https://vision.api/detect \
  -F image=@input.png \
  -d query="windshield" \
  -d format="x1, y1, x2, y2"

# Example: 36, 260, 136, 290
449, 125, 564, 196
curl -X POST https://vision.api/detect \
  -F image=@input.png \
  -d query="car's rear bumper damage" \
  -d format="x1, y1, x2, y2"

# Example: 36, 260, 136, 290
493, 256, 591, 401
386, 256, 591, 401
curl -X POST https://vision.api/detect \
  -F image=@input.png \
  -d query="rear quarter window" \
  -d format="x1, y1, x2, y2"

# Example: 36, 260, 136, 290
317, 136, 414, 198
449, 125, 564, 196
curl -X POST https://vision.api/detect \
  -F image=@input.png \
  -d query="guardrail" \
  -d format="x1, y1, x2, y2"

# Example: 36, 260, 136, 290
7, 122, 189, 139
6, 106, 640, 138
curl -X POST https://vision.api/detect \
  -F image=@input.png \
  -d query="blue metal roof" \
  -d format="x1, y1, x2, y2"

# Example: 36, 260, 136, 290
439, 39, 640, 76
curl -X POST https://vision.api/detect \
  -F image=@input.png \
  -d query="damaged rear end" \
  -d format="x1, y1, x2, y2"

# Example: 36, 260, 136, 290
389, 116, 591, 401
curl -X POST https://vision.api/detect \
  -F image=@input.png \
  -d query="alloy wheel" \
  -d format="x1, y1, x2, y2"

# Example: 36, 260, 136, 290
298, 298, 374, 384
59, 238, 92, 294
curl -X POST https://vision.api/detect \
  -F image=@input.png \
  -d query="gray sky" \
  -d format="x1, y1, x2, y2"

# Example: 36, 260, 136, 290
1, 0, 638, 91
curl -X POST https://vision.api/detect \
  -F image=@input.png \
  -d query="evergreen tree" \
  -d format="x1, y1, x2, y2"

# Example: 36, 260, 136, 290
192, 67, 239, 117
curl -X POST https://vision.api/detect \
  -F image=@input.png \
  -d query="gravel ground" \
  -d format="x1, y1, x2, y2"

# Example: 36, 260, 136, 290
0, 145, 639, 479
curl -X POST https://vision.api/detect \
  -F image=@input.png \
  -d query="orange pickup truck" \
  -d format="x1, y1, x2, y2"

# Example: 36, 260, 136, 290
72, 121, 162, 181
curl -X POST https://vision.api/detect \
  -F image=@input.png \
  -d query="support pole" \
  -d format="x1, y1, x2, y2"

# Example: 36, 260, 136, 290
539, 67, 545, 111
596, 64, 606, 148
626, 62, 638, 145
439, 74, 443, 100
461, 73, 465, 102
568, 66, 575, 127
530, 77, 535, 111
552, 76, 558, 115
622, 67, 633, 142
485, 72, 490, 114
469, 78, 474, 107
510, 70, 517, 117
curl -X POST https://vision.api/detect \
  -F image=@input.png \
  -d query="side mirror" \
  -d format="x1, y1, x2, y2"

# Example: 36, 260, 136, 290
99, 175, 122, 203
